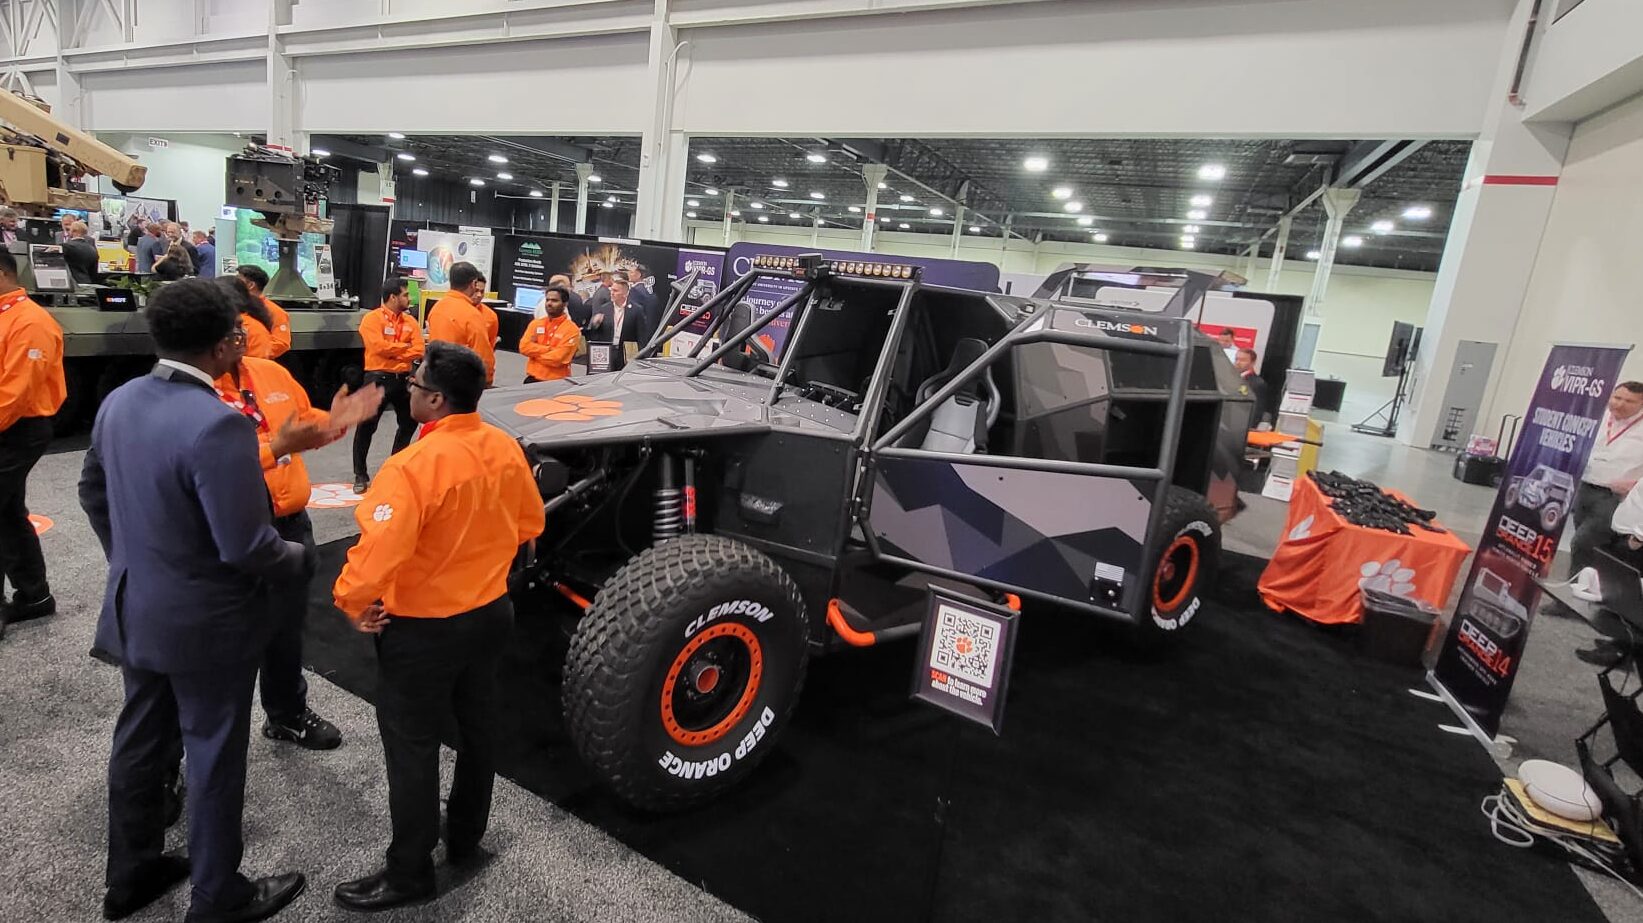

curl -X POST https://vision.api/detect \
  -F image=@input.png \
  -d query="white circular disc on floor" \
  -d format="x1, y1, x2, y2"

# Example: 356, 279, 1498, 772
1518, 759, 1602, 822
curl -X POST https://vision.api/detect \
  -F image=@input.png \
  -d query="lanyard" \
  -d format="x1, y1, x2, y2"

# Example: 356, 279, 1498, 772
384, 308, 408, 340
1609, 414, 1643, 446
218, 366, 270, 434
0, 289, 28, 314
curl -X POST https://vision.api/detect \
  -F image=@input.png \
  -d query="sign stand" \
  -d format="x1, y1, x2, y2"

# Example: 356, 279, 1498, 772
909, 586, 1020, 734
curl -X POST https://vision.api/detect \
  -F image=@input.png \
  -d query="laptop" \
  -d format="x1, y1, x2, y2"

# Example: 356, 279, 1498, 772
1595, 548, 1643, 623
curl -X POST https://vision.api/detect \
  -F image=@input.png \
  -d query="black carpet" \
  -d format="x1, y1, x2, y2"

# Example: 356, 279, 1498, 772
304, 541, 1610, 923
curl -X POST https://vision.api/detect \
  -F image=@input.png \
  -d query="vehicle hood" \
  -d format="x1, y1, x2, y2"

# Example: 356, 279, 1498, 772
478, 359, 844, 450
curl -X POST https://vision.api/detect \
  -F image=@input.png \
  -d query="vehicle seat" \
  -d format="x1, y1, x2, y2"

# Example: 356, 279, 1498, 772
913, 337, 999, 454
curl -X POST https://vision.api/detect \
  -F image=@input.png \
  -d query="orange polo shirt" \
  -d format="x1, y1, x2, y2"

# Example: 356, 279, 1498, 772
426, 293, 495, 384
519, 312, 580, 381
333, 412, 544, 619
244, 314, 274, 359
360, 305, 425, 373
0, 289, 65, 432
263, 297, 291, 358
215, 356, 330, 518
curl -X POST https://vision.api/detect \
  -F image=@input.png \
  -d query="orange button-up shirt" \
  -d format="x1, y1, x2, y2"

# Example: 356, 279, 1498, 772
360, 305, 425, 373
0, 289, 66, 432
426, 293, 496, 384
214, 356, 330, 518
263, 297, 291, 358
244, 314, 275, 359
519, 312, 580, 381
333, 412, 544, 619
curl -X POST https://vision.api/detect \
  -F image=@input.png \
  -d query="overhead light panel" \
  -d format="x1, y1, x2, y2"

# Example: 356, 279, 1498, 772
899, 222, 910, 229
488, 154, 508, 164
731, 209, 742, 217
1052, 186, 1073, 200
1186, 209, 1207, 221
899, 194, 915, 203
686, 211, 698, 219
1063, 201, 1084, 213
968, 225, 981, 233
772, 178, 790, 188
751, 202, 765, 209
756, 214, 769, 222
396, 153, 416, 161
1182, 224, 1201, 234
388, 132, 406, 140
606, 195, 618, 203
1371, 220, 1394, 234
470, 178, 486, 187
1306, 250, 1322, 259
1076, 216, 1093, 226
310, 148, 330, 158
810, 191, 825, 199
1197, 164, 1226, 181
1092, 233, 1109, 243
411, 167, 429, 177
588, 174, 602, 184
1180, 235, 1196, 245
1342, 235, 1364, 248
704, 187, 719, 196
789, 211, 802, 219
1180, 239, 1196, 249
1023, 155, 1049, 172
697, 152, 718, 163
1190, 194, 1214, 207
687, 199, 701, 207
929, 207, 943, 216
877, 181, 888, 190
602, 202, 614, 209
496, 172, 513, 180
1403, 204, 1433, 220
848, 205, 862, 213
881, 216, 892, 223
529, 189, 544, 197
806, 152, 828, 164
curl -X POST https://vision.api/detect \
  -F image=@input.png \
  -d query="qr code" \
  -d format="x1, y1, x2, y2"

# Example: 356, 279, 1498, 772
931, 605, 999, 686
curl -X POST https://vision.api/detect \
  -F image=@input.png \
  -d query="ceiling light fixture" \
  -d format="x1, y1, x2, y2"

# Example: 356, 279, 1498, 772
877, 182, 888, 189
1186, 209, 1207, 221
686, 211, 698, 219
789, 212, 802, 219
704, 187, 719, 196
1180, 235, 1196, 245
602, 202, 614, 209
529, 189, 544, 198
731, 209, 742, 217
1093, 233, 1109, 243
1342, 235, 1364, 248
968, 225, 981, 233
810, 191, 825, 199
470, 178, 485, 187
751, 202, 765, 209
697, 153, 718, 163
848, 205, 862, 213
310, 148, 330, 157
687, 199, 701, 207
899, 222, 910, 229
1063, 201, 1084, 213
1052, 186, 1073, 200
1023, 155, 1049, 172
806, 152, 828, 164
1306, 249, 1322, 259
1197, 164, 1226, 181
588, 174, 602, 184
1076, 216, 1094, 227
496, 172, 512, 180
1190, 194, 1214, 207
606, 195, 618, 203
1403, 204, 1433, 220
1371, 220, 1394, 234
396, 153, 415, 161
899, 194, 915, 203
388, 132, 406, 140
929, 207, 943, 216
488, 154, 508, 164
1182, 224, 1201, 234
772, 178, 790, 188
411, 167, 429, 176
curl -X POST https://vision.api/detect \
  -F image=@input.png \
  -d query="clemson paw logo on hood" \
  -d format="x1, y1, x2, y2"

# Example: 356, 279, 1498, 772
513, 393, 624, 422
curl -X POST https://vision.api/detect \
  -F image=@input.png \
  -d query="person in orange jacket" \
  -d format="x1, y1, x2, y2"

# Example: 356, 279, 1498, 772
237, 265, 291, 359
0, 248, 65, 634
220, 277, 276, 359
518, 285, 581, 383
353, 276, 425, 494
426, 262, 495, 385
332, 341, 543, 911
214, 298, 383, 749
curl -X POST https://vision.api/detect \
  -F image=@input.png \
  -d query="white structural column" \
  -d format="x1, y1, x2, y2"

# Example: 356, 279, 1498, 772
52, 0, 85, 128
266, 0, 302, 151
721, 189, 736, 246
1399, 0, 1571, 448
1303, 188, 1359, 315
811, 216, 821, 247
574, 163, 592, 234
950, 205, 966, 257
1267, 215, 1292, 291
860, 164, 886, 251
632, 0, 688, 241
1241, 244, 1259, 284
549, 181, 561, 232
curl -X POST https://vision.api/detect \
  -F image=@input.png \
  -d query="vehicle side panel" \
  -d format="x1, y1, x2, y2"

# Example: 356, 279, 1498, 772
716, 433, 855, 565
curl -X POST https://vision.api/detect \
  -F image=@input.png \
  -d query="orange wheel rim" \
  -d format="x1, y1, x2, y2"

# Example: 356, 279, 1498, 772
660, 622, 763, 747
1153, 535, 1200, 612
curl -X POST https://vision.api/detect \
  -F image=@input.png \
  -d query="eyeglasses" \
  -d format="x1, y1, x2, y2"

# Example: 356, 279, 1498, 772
406, 360, 437, 396
229, 325, 247, 344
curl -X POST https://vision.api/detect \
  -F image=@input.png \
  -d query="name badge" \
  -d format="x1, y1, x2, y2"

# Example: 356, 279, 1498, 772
384, 326, 397, 335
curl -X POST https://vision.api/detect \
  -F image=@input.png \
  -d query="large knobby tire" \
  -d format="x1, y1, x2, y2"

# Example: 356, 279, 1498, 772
1138, 486, 1221, 643
563, 535, 810, 812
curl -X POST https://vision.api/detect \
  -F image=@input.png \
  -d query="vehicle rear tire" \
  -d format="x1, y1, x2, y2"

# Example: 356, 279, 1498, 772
1138, 486, 1221, 643
1540, 501, 1564, 533
1504, 483, 1519, 509
563, 535, 810, 812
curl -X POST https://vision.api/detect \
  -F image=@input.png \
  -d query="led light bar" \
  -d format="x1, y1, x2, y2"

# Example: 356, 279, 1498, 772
750, 254, 921, 281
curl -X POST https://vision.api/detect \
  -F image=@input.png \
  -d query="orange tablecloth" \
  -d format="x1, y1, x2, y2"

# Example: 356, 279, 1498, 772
1258, 475, 1472, 624
1246, 430, 1301, 448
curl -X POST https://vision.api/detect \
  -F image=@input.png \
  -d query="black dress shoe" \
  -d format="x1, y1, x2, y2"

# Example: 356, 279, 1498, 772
1577, 643, 1631, 668
263, 708, 342, 750
185, 872, 306, 923
333, 870, 435, 912
103, 854, 189, 920
6, 590, 55, 623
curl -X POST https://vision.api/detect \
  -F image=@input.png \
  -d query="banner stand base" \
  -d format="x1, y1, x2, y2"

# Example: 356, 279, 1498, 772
1423, 672, 1514, 760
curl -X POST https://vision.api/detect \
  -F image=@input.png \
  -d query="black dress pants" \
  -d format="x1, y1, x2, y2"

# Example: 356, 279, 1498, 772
1571, 481, 1624, 577
374, 595, 512, 885
259, 512, 315, 723
0, 415, 52, 600
352, 372, 415, 478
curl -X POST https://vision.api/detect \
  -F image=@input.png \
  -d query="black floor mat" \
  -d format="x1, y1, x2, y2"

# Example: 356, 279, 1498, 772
304, 541, 1608, 923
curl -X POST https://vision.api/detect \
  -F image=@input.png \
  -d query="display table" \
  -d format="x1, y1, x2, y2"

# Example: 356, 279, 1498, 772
1258, 475, 1472, 624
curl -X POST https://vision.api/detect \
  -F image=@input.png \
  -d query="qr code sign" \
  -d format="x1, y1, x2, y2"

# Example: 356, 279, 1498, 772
931, 605, 1000, 687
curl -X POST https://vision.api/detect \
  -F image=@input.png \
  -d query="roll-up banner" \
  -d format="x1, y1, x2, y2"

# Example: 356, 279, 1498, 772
1430, 343, 1633, 744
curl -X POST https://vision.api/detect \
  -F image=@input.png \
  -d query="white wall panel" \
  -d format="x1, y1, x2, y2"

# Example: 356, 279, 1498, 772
1523, 0, 1643, 123
299, 35, 650, 134
673, 0, 1513, 138
289, 0, 626, 30
77, 0, 263, 49
79, 61, 267, 132
96, 132, 247, 228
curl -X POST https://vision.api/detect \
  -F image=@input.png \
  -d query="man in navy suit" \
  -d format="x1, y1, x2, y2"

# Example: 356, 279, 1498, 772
80, 279, 310, 923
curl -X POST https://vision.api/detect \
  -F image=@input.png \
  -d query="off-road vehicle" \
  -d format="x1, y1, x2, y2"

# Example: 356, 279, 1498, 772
1504, 464, 1575, 533
479, 254, 1256, 811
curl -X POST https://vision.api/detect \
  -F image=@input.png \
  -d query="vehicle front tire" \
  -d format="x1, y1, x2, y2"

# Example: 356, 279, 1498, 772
563, 535, 810, 812
1139, 486, 1221, 643
1541, 501, 1564, 533
1504, 483, 1519, 509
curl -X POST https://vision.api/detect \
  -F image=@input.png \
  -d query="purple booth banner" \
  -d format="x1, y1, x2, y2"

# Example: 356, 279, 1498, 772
1431, 343, 1632, 741
674, 248, 725, 335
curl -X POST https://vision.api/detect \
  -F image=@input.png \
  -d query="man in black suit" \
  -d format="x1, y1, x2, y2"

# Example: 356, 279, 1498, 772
625, 266, 660, 344
80, 279, 311, 923
62, 220, 100, 286
583, 277, 646, 348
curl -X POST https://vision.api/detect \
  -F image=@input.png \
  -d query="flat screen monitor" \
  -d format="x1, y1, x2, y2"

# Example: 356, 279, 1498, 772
514, 286, 545, 314
398, 249, 429, 270
1382, 321, 1420, 378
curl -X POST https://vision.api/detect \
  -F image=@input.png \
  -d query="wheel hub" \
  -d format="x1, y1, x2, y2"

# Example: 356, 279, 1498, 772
660, 622, 765, 747
691, 662, 722, 694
